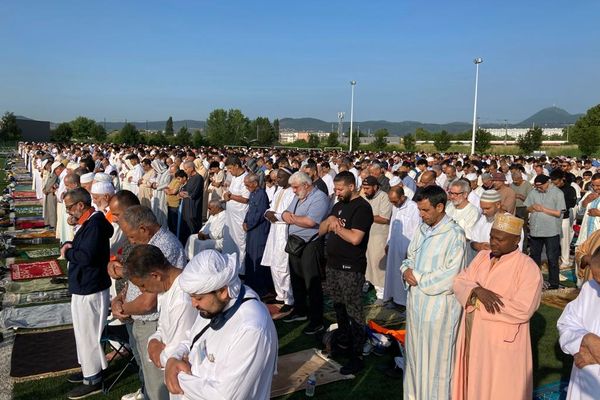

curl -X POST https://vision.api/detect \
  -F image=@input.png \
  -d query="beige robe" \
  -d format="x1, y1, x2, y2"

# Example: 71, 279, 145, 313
364, 190, 392, 288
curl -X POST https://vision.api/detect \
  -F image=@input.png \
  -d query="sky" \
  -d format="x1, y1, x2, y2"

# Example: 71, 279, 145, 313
1, 0, 599, 124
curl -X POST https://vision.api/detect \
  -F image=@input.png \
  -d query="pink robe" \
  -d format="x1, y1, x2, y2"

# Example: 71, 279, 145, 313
452, 249, 542, 400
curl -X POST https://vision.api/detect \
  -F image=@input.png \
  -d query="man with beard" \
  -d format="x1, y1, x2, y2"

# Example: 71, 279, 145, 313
222, 157, 250, 274
445, 180, 480, 240
361, 176, 392, 305
319, 171, 374, 374
164, 250, 278, 400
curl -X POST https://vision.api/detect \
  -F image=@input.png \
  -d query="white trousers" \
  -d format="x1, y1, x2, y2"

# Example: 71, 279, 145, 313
71, 289, 110, 379
185, 236, 217, 260
561, 218, 573, 267
270, 258, 294, 305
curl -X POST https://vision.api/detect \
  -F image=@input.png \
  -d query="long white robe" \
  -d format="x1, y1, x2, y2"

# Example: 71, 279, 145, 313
445, 202, 480, 240
365, 190, 393, 295
147, 275, 197, 369
400, 216, 467, 400
185, 211, 226, 260
171, 286, 278, 400
576, 192, 600, 246
152, 169, 171, 227
383, 199, 420, 306
558, 280, 600, 400
222, 172, 250, 274
261, 187, 295, 305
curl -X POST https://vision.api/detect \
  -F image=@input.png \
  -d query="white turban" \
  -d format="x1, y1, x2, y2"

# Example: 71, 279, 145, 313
389, 176, 402, 187
93, 172, 112, 183
91, 181, 115, 195
81, 172, 95, 183
179, 250, 241, 298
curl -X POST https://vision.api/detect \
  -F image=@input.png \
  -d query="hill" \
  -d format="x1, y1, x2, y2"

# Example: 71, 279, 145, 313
517, 106, 582, 127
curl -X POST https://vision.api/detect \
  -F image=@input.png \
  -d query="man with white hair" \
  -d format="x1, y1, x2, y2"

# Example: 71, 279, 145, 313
164, 250, 278, 400
445, 180, 480, 240
185, 200, 226, 259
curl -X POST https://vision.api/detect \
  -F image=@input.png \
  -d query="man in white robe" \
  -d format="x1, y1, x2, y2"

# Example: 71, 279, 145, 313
445, 179, 480, 240
222, 157, 250, 274
185, 200, 226, 260
262, 168, 295, 312
558, 247, 600, 400
164, 250, 278, 400
383, 186, 420, 307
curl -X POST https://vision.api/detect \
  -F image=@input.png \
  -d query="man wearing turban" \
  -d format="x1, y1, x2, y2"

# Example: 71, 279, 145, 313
164, 250, 278, 400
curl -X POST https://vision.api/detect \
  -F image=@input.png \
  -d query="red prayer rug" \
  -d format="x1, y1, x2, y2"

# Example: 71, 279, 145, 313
12, 191, 37, 199
10, 261, 63, 281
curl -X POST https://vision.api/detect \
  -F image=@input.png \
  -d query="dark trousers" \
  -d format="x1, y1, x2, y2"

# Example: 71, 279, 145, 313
288, 238, 324, 326
529, 234, 561, 287
515, 206, 529, 250
327, 267, 366, 357
244, 252, 273, 298
167, 206, 179, 235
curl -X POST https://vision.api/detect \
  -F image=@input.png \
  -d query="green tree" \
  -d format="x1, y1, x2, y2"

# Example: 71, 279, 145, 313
433, 130, 451, 152
205, 109, 229, 146
372, 128, 389, 150
90, 123, 107, 142
0, 112, 22, 141
70, 116, 97, 139
273, 118, 280, 136
227, 109, 251, 145
415, 127, 431, 142
192, 130, 208, 147
165, 116, 174, 136
144, 132, 168, 146
403, 133, 416, 152
172, 126, 192, 146
517, 126, 544, 154
308, 134, 320, 148
474, 128, 493, 153
250, 117, 276, 146
570, 104, 600, 155
50, 122, 73, 143
326, 132, 340, 147
119, 123, 141, 145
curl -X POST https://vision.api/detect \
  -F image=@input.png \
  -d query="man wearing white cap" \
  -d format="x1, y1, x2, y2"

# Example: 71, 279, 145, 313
80, 172, 95, 193
42, 158, 58, 228
165, 250, 278, 400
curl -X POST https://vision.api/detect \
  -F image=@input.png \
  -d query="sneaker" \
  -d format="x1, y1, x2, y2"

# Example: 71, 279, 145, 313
362, 340, 374, 356
67, 383, 103, 399
122, 389, 144, 400
303, 323, 325, 335
340, 357, 364, 375
266, 298, 285, 305
559, 274, 568, 282
278, 304, 294, 314
282, 311, 308, 323
67, 372, 84, 384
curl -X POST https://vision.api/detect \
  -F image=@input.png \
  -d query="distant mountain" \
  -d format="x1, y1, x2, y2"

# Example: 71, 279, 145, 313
517, 107, 582, 127
71, 119, 205, 132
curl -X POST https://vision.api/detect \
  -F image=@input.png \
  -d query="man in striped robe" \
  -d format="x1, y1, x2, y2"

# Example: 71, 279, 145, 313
400, 185, 467, 400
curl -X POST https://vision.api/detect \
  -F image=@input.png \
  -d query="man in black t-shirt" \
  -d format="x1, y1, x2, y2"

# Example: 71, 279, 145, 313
319, 171, 374, 375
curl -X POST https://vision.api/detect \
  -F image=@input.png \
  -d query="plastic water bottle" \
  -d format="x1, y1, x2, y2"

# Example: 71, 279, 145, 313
305, 373, 316, 397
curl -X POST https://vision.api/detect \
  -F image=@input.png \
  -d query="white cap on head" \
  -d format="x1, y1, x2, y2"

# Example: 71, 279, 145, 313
51, 161, 62, 172
91, 181, 115, 195
80, 172, 95, 184
179, 250, 241, 298
465, 173, 478, 181
93, 173, 112, 183
41, 159, 50, 169
389, 176, 401, 187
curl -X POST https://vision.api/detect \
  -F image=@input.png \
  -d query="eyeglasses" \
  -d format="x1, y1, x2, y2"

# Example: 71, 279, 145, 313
448, 191, 464, 196
64, 201, 80, 211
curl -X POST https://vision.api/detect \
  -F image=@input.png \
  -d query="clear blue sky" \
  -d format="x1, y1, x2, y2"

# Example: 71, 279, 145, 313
1, 0, 599, 124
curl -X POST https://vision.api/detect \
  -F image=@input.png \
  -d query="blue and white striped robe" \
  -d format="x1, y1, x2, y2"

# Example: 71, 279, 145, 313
400, 215, 466, 400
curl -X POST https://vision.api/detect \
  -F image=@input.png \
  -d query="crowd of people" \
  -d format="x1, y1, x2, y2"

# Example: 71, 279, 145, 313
20, 141, 600, 400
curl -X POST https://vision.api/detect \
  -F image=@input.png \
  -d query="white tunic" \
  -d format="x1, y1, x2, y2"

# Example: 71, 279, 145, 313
383, 199, 420, 305
147, 275, 197, 368
184, 211, 226, 260
558, 280, 600, 400
222, 172, 250, 274
171, 286, 278, 400
445, 202, 480, 240
469, 213, 524, 262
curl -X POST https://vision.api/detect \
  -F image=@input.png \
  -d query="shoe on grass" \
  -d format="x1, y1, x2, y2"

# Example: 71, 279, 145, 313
302, 323, 325, 335
282, 310, 308, 323
67, 382, 103, 400
67, 371, 83, 384
121, 388, 145, 400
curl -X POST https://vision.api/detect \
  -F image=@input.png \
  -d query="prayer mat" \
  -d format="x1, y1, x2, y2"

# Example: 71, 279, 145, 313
24, 247, 60, 259
270, 348, 354, 398
267, 303, 294, 320
4, 277, 68, 294
12, 191, 36, 199
10, 328, 80, 380
12, 199, 42, 207
15, 219, 46, 230
14, 206, 43, 216
10, 260, 63, 281
541, 287, 580, 310
533, 380, 569, 399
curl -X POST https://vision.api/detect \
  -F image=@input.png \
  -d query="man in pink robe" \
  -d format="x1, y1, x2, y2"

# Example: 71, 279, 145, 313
452, 214, 543, 400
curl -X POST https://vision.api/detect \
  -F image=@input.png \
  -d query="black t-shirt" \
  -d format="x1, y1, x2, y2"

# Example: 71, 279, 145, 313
314, 178, 329, 196
326, 196, 374, 273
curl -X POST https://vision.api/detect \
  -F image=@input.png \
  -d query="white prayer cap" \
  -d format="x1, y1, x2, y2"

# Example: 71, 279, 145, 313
41, 159, 50, 169
91, 181, 115, 195
93, 173, 112, 183
51, 161, 62, 172
389, 176, 402, 187
480, 189, 502, 203
81, 172, 95, 184
465, 173, 478, 181
179, 250, 241, 298
426, 156, 434, 162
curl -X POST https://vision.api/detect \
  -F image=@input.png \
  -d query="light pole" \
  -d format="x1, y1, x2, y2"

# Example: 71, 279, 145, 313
349, 80, 357, 153
470, 57, 483, 155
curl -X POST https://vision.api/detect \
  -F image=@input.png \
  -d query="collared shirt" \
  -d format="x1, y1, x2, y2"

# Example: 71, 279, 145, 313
524, 185, 565, 237
286, 186, 330, 241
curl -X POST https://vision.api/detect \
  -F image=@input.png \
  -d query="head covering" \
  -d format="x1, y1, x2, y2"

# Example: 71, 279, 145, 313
480, 189, 501, 203
280, 167, 293, 176
481, 172, 492, 181
491, 172, 506, 182
179, 250, 241, 298
91, 181, 115, 195
41, 159, 50, 169
93, 172, 112, 183
465, 173, 478, 181
534, 175, 550, 184
492, 214, 524, 236
426, 157, 434, 162
362, 176, 378, 187
81, 172, 95, 184
389, 176, 402, 187
51, 161, 62, 172
151, 159, 167, 174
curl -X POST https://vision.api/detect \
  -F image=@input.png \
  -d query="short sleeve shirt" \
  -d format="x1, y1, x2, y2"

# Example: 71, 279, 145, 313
287, 187, 330, 241
524, 185, 566, 237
